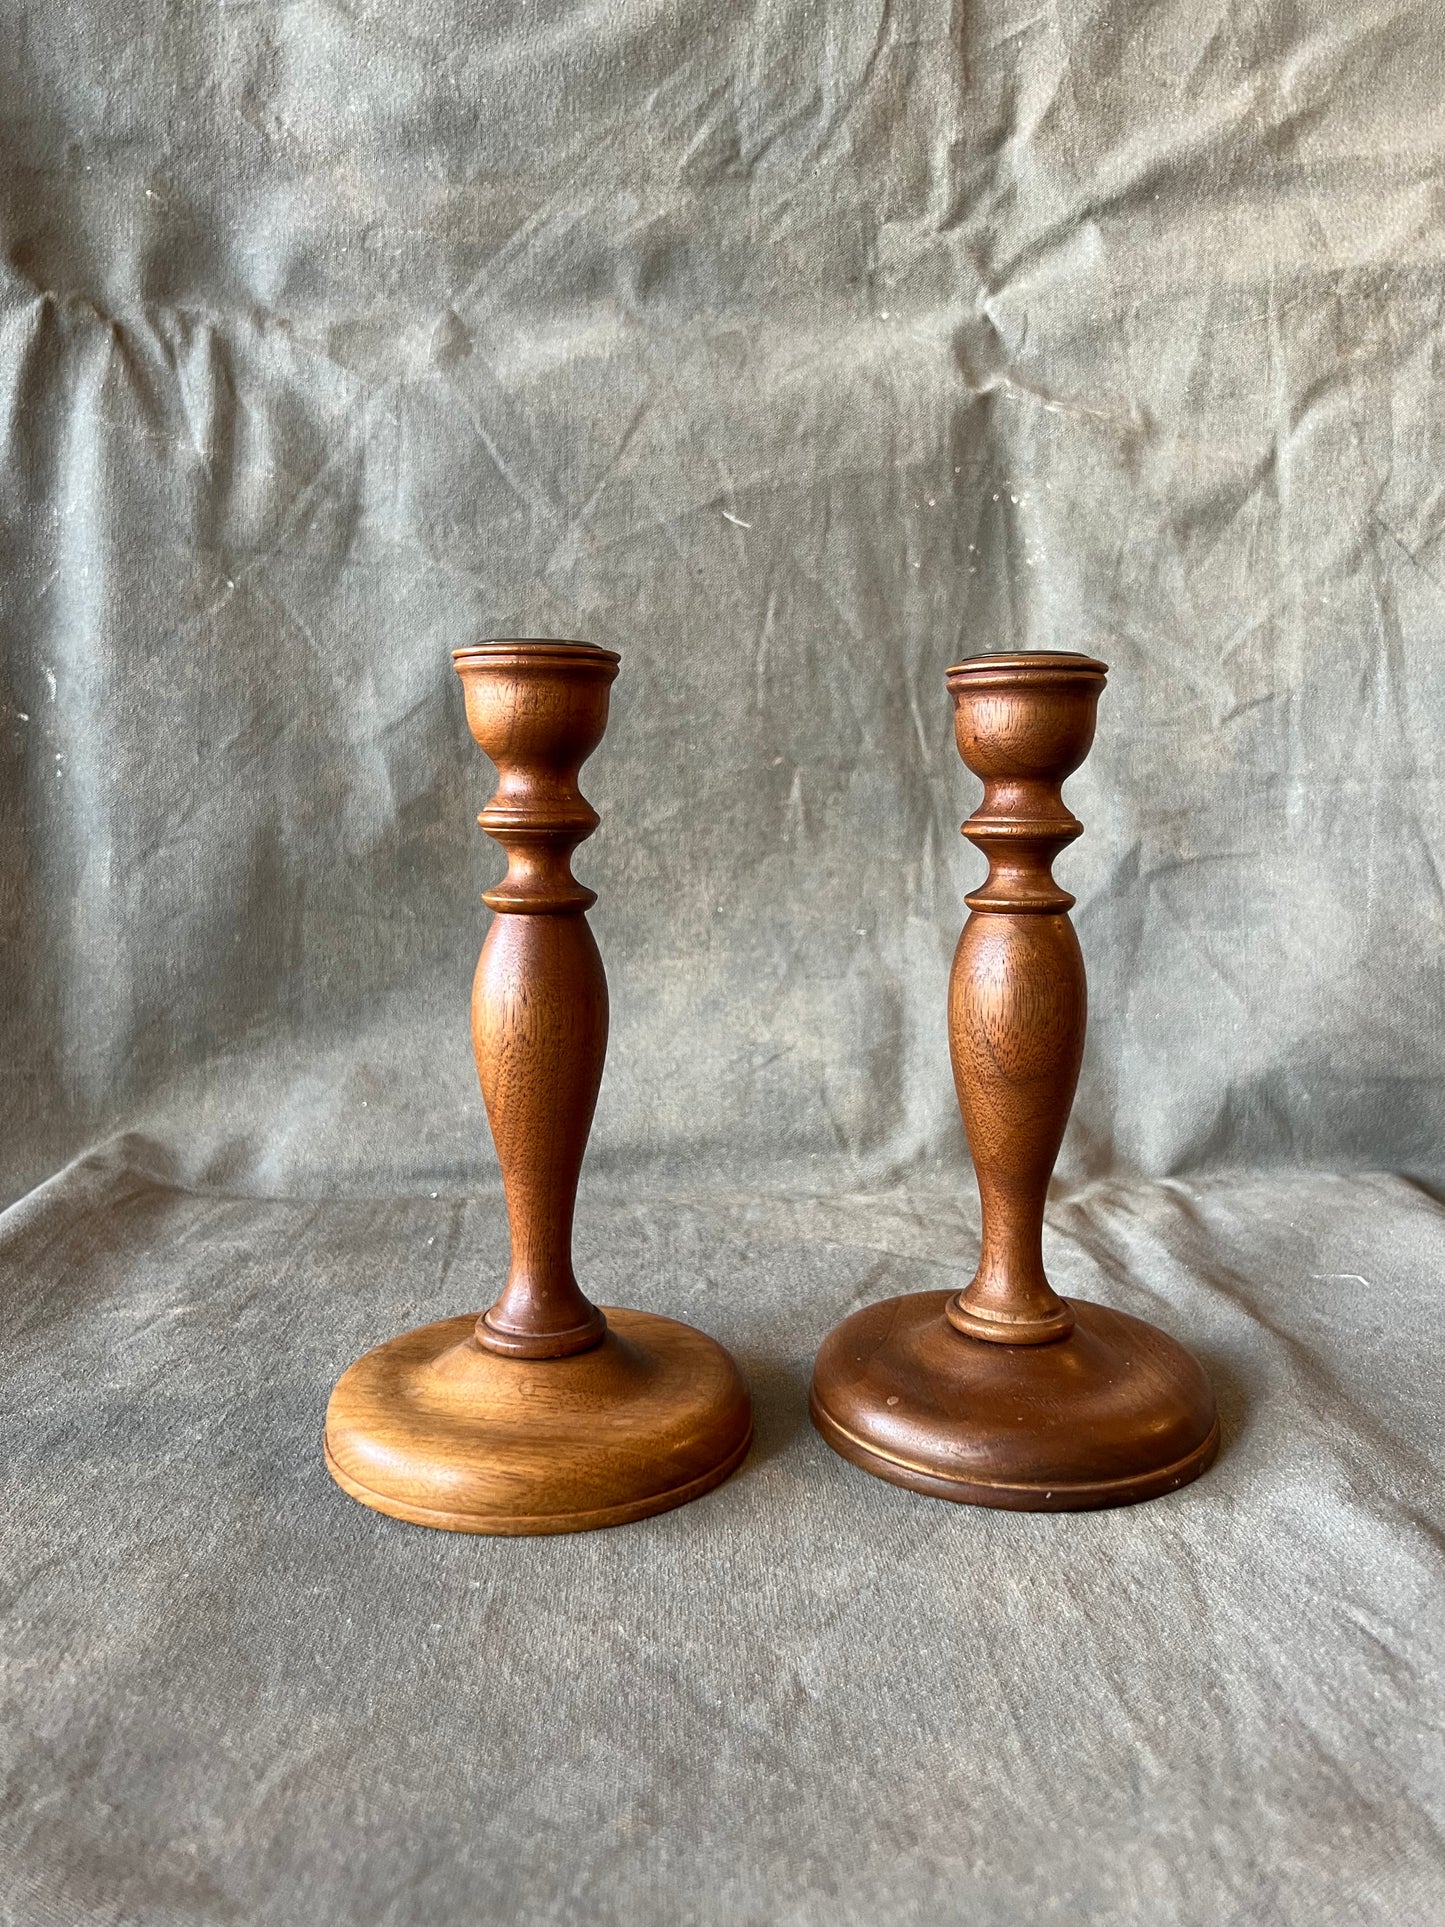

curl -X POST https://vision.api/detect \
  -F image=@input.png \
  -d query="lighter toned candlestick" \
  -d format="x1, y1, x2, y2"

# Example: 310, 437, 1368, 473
323, 640, 751, 1534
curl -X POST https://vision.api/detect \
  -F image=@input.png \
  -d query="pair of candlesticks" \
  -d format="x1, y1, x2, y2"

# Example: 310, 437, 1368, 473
324, 640, 1219, 1534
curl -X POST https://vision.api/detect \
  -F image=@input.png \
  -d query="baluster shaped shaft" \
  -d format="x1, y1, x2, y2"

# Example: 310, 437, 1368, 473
453, 639, 618, 1359
945, 652, 1106, 1345
324, 635, 751, 1535
809, 647, 1216, 1512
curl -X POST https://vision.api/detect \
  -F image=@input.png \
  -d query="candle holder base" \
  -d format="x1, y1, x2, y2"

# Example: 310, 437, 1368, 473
326, 1309, 752, 1535
810, 1292, 1218, 1512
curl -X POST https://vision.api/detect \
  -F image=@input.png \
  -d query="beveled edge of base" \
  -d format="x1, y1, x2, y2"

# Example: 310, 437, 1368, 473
809, 1388, 1220, 1513
323, 1418, 752, 1537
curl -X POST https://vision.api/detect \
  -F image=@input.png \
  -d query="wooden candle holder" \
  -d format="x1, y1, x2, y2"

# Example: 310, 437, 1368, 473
810, 652, 1219, 1510
324, 640, 752, 1534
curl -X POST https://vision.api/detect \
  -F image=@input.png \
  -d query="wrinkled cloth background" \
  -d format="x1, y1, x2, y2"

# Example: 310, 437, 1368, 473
2, 2, 1444, 1924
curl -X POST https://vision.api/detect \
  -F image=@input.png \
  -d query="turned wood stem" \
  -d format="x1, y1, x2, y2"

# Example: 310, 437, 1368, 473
945, 652, 1107, 1346
453, 640, 620, 1359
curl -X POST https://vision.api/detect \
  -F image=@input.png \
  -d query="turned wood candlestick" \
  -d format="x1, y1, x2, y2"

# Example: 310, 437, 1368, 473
810, 652, 1219, 1510
324, 640, 751, 1534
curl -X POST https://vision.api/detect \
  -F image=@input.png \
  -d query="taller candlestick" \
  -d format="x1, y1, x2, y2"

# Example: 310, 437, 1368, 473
810, 652, 1219, 1510
324, 640, 751, 1534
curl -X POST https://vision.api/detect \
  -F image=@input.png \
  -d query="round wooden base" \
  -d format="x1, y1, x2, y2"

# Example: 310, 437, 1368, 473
325, 1309, 752, 1535
810, 1291, 1218, 1511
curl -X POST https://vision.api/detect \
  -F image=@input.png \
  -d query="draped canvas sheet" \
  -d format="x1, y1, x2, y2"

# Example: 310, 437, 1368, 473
2, 0, 1445, 1919
3, 1153, 1444, 1924
1, 0, 1443, 1201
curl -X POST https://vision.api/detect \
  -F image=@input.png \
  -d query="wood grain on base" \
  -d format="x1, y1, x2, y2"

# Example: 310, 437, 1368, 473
323, 641, 753, 1535
810, 652, 1219, 1513
325, 1309, 752, 1535
810, 1293, 1219, 1512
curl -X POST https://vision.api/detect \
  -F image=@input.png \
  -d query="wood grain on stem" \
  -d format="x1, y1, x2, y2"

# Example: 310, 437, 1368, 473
323, 640, 752, 1534
810, 650, 1218, 1511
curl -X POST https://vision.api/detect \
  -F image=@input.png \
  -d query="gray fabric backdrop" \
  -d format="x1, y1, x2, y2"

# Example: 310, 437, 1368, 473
3, 2, 1444, 1923
3, 0, 1444, 1203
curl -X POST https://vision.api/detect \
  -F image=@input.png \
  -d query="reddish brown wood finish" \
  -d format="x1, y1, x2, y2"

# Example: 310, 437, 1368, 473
459, 640, 616, 1359
944, 653, 1102, 1345
323, 640, 752, 1534
810, 652, 1219, 1511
